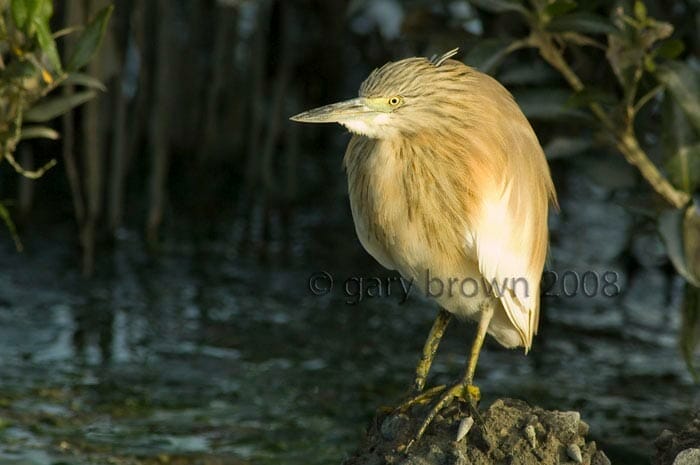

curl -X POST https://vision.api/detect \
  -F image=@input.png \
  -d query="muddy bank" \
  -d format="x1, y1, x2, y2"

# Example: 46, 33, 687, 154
343, 398, 609, 465
655, 412, 700, 465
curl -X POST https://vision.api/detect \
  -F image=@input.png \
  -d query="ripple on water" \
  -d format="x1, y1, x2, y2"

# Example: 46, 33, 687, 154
0, 212, 697, 465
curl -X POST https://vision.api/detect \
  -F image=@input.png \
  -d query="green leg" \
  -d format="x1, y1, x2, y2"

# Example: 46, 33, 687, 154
463, 302, 494, 390
393, 309, 452, 414
413, 308, 452, 392
405, 302, 495, 452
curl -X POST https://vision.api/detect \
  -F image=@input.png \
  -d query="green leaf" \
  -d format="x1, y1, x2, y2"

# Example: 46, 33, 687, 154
643, 54, 656, 72
0, 59, 36, 80
468, 0, 527, 15
640, 20, 674, 49
24, 90, 97, 122
680, 283, 700, 382
658, 205, 700, 287
547, 12, 617, 35
19, 125, 60, 140
11, 0, 44, 32
512, 88, 590, 121
33, 16, 61, 72
10, 0, 29, 28
679, 205, 700, 379
662, 93, 696, 177
656, 39, 685, 60
607, 33, 642, 87
26, 0, 43, 17
685, 204, 700, 284
543, 136, 592, 160
574, 151, 638, 189
62, 72, 107, 91
463, 39, 514, 74
656, 61, 700, 132
545, 0, 577, 18
666, 144, 700, 194
568, 88, 618, 107
37, 0, 51, 21
498, 60, 559, 85
633, 0, 647, 22
66, 5, 114, 72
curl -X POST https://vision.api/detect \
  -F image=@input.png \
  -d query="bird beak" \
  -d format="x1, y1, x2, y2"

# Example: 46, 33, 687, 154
289, 98, 370, 124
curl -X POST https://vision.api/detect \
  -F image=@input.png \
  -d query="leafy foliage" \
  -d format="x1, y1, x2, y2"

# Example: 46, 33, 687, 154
0, 0, 112, 248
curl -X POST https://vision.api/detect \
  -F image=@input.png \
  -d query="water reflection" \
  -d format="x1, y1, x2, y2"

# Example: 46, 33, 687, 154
72, 295, 114, 365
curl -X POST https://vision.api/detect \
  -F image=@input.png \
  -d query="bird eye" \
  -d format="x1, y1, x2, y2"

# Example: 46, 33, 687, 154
388, 96, 402, 106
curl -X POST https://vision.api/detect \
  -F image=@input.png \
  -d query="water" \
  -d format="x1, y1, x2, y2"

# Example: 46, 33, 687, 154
0, 180, 698, 465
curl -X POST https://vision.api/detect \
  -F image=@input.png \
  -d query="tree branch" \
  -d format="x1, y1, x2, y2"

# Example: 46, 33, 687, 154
530, 32, 690, 209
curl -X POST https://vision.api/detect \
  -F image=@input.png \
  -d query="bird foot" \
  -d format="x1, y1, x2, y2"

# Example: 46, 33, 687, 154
465, 384, 481, 402
394, 384, 447, 414
398, 383, 483, 454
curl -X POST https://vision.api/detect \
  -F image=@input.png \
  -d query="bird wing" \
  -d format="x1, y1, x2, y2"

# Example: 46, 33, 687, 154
470, 130, 554, 351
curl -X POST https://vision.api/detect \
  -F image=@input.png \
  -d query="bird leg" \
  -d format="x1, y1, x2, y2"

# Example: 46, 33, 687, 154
413, 308, 452, 392
392, 308, 452, 414
403, 302, 495, 452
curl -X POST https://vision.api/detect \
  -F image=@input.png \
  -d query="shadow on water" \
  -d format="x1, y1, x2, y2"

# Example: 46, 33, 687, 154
0, 174, 698, 465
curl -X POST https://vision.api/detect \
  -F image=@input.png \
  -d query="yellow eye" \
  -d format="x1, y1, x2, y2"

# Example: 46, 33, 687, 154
388, 96, 402, 106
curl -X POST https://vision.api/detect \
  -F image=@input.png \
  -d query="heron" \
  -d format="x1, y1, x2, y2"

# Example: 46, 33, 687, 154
291, 48, 557, 448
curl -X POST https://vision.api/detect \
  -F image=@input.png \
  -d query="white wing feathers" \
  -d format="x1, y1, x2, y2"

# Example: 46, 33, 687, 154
473, 178, 545, 351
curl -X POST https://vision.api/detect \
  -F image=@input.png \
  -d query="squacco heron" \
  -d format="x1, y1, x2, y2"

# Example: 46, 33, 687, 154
291, 48, 557, 448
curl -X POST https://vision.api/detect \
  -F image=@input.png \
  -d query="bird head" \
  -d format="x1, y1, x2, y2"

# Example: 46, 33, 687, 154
290, 95, 402, 139
290, 48, 466, 139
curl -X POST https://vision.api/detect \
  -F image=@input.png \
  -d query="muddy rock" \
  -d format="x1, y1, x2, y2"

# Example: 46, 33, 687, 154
343, 398, 609, 465
654, 413, 700, 465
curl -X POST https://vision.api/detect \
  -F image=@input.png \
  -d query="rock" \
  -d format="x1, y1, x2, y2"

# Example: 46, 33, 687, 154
654, 413, 700, 465
656, 429, 676, 448
524, 424, 537, 448
456, 417, 474, 442
567, 443, 583, 463
591, 449, 611, 465
342, 398, 609, 465
381, 413, 410, 441
672, 449, 700, 465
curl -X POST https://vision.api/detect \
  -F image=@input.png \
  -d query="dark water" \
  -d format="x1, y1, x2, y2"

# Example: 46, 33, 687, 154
0, 175, 698, 465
